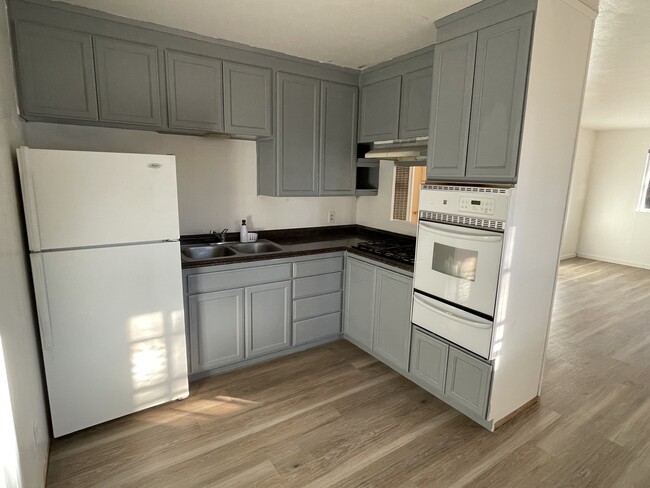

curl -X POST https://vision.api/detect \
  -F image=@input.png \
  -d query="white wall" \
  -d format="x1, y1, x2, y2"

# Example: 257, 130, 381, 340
356, 162, 417, 236
0, 2, 49, 487
24, 123, 358, 234
577, 128, 650, 268
560, 128, 596, 258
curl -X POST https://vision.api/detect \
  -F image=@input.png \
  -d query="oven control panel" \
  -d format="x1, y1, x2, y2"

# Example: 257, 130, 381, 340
418, 185, 512, 222
459, 196, 495, 215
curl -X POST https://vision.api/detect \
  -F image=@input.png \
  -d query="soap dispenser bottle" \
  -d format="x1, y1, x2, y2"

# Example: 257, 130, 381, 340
240, 219, 248, 242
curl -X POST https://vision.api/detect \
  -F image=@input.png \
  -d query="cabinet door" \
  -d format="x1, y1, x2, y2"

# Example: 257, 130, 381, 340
277, 73, 320, 196
373, 269, 413, 371
399, 67, 432, 138
427, 32, 477, 180
188, 289, 244, 373
343, 258, 377, 349
409, 328, 448, 396
224, 62, 272, 136
358, 76, 401, 142
166, 51, 223, 131
445, 347, 492, 418
319, 82, 358, 196
466, 13, 533, 181
14, 22, 98, 120
245, 281, 292, 358
94, 37, 161, 127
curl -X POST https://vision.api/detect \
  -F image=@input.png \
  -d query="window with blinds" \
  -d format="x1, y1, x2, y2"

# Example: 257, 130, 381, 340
392, 166, 427, 223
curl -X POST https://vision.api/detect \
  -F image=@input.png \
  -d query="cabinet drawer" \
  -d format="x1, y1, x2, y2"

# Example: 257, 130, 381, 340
293, 292, 342, 321
293, 272, 342, 299
409, 327, 449, 396
293, 312, 341, 346
293, 257, 344, 278
187, 264, 292, 294
445, 347, 492, 418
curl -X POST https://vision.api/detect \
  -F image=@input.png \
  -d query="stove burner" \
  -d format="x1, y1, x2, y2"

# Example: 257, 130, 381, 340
353, 240, 415, 265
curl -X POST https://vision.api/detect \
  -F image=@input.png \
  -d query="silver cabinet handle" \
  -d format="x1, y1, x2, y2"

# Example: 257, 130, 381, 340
413, 293, 492, 329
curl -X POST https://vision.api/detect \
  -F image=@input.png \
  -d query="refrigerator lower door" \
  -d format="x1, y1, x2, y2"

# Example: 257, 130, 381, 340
18, 147, 180, 251
31, 241, 188, 437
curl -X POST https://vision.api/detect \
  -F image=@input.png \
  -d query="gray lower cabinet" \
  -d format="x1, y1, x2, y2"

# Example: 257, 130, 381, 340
344, 256, 413, 372
343, 257, 377, 349
358, 76, 401, 143
398, 67, 433, 139
409, 326, 493, 420
188, 288, 244, 372
94, 37, 162, 127
14, 22, 98, 120
373, 268, 413, 371
245, 281, 292, 358
258, 74, 358, 197
223, 62, 272, 136
427, 12, 533, 182
409, 328, 448, 396
445, 346, 492, 417
165, 51, 224, 131
292, 255, 344, 346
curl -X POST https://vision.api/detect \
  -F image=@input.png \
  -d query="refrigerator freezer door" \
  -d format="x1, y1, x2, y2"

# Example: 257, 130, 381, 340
31, 241, 188, 437
18, 147, 180, 251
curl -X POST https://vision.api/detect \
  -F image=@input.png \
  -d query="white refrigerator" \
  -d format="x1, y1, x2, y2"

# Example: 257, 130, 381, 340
18, 147, 189, 438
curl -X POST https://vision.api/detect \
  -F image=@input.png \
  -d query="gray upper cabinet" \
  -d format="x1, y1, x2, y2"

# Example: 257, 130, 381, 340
276, 72, 320, 196
427, 12, 533, 182
372, 268, 413, 372
259, 74, 358, 197
166, 51, 223, 132
466, 13, 533, 180
319, 82, 358, 196
14, 22, 98, 120
94, 37, 161, 127
358, 76, 401, 143
223, 62, 272, 136
398, 67, 433, 139
343, 257, 377, 349
427, 32, 477, 180
245, 280, 292, 358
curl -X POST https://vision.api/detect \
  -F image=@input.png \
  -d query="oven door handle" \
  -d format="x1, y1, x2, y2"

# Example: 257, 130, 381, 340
413, 293, 492, 329
418, 220, 502, 242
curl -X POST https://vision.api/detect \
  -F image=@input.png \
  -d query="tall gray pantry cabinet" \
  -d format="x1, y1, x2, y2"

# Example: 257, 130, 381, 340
427, 13, 533, 182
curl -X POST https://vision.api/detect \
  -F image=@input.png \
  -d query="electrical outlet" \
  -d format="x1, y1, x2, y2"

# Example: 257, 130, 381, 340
328, 210, 335, 224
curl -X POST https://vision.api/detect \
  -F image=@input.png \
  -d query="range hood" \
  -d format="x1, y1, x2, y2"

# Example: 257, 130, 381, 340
365, 136, 428, 165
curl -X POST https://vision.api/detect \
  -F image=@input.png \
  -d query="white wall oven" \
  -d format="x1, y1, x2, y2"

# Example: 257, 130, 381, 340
412, 185, 513, 359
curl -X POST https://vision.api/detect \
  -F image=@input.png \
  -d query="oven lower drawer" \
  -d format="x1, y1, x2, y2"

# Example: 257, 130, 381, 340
411, 292, 493, 359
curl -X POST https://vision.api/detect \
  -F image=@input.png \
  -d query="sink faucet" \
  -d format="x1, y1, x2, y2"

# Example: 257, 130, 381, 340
211, 228, 229, 242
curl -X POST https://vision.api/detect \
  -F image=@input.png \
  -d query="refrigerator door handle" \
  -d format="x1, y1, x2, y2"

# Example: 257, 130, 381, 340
17, 147, 43, 251
30, 254, 54, 350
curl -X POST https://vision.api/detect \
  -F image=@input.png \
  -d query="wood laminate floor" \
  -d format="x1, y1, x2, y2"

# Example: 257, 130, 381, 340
46, 258, 650, 487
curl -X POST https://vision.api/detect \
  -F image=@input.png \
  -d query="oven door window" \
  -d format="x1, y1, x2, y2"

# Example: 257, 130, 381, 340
432, 243, 478, 281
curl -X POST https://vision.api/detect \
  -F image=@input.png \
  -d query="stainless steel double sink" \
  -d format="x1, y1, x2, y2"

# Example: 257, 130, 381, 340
181, 239, 284, 261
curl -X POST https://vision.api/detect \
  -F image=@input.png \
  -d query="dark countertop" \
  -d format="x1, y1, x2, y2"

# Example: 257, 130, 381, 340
180, 225, 415, 272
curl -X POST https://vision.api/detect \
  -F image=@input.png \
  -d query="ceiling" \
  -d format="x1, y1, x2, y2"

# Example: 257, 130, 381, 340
54, 0, 649, 131
53, 0, 481, 69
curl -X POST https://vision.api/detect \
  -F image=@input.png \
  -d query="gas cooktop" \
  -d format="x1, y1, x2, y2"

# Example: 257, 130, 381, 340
352, 240, 416, 265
